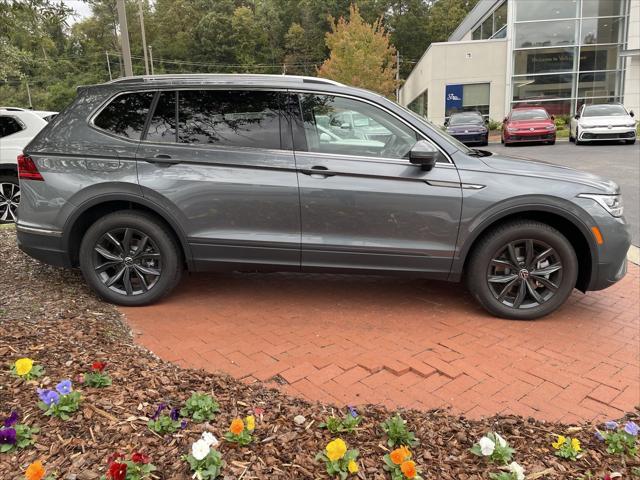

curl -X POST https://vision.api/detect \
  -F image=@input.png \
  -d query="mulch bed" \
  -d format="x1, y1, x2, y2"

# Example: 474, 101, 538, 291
1, 226, 638, 479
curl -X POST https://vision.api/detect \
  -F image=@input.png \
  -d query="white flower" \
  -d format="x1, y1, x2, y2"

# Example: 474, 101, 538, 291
479, 436, 496, 456
508, 461, 525, 480
191, 439, 210, 461
201, 431, 219, 448
495, 432, 507, 448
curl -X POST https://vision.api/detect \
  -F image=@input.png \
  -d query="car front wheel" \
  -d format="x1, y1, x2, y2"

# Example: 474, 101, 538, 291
0, 175, 20, 224
467, 220, 578, 320
79, 211, 182, 306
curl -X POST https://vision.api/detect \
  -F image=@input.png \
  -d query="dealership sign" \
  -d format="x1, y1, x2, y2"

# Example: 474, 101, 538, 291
445, 84, 463, 112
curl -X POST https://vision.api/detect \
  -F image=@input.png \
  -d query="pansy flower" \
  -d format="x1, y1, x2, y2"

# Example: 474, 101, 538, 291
169, 407, 179, 421
605, 420, 618, 430
624, 421, 639, 436
55, 379, 72, 395
0, 427, 17, 445
131, 452, 150, 464
348, 405, 358, 418
107, 460, 127, 480
25, 460, 46, 480
37, 389, 60, 407
92, 361, 107, 372
151, 403, 166, 420
4, 410, 19, 428
15, 358, 34, 377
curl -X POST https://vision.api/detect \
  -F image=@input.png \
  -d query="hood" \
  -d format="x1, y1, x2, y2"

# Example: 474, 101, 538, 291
579, 115, 634, 127
479, 154, 618, 192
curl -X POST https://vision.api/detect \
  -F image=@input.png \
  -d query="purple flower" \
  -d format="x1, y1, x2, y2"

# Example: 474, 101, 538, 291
151, 403, 166, 420
624, 421, 639, 437
181, 419, 188, 430
169, 407, 179, 421
0, 427, 17, 445
55, 379, 72, 395
605, 421, 618, 430
37, 388, 60, 407
594, 430, 605, 442
4, 411, 19, 428
348, 405, 358, 418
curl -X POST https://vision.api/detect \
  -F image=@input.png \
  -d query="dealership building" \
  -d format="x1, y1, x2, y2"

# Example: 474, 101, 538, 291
400, 0, 640, 125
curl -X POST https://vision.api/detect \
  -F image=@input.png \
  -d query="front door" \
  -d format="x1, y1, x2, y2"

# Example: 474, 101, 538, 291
137, 89, 301, 271
291, 92, 462, 278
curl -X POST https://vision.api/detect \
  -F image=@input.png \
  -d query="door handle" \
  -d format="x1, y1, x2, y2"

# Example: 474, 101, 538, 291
301, 165, 336, 178
144, 154, 180, 165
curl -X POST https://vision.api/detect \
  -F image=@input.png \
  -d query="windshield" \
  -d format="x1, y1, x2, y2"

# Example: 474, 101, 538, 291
583, 104, 628, 117
449, 113, 484, 125
511, 109, 549, 121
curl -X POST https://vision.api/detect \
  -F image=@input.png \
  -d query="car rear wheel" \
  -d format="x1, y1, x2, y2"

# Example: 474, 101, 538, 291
79, 211, 182, 306
466, 220, 578, 320
0, 175, 20, 224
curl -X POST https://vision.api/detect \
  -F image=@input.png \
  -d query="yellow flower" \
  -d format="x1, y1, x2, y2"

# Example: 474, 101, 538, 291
348, 459, 359, 474
245, 415, 255, 432
15, 358, 34, 376
571, 438, 581, 452
325, 438, 347, 461
552, 435, 566, 449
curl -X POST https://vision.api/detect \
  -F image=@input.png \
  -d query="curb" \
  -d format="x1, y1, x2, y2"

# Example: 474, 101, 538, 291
628, 245, 640, 265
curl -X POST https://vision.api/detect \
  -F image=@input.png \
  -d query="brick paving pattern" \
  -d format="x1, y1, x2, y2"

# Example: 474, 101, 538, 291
122, 263, 640, 423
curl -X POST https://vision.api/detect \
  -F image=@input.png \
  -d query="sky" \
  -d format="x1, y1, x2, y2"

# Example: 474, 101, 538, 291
63, 0, 92, 24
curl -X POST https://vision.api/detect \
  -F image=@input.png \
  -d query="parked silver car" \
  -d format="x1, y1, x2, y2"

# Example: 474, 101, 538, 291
16, 75, 631, 319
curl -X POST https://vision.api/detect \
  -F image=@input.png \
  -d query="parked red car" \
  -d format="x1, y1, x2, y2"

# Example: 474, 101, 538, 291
502, 107, 556, 145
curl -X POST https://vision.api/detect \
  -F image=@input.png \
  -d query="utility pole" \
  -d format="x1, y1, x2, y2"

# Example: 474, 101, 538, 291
106, 51, 113, 81
395, 50, 400, 102
25, 79, 33, 109
148, 45, 155, 75
116, 0, 133, 77
138, 0, 149, 75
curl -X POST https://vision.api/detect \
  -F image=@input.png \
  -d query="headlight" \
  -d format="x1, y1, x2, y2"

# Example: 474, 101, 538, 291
545, 125, 555, 130
625, 123, 637, 128
507, 127, 518, 132
578, 194, 624, 217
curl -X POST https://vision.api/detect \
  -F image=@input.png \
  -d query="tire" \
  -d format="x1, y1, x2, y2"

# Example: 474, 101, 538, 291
575, 127, 582, 145
79, 211, 183, 306
0, 174, 20, 224
466, 220, 578, 320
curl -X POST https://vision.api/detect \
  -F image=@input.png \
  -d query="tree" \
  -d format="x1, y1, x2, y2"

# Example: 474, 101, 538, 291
426, 0, 479, 42
318, 5, 397, 97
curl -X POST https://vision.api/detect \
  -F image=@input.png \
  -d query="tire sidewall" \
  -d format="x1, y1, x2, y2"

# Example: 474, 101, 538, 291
79, 212, 181, 306
0, 175, 19, 224
468, 224, 578, 320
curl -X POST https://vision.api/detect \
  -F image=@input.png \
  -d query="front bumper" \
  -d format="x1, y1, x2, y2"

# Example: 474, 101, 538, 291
586, 212, 632, 291
578, 127, 636, 142
504, 131, 555, 143
449, 132, 488, 145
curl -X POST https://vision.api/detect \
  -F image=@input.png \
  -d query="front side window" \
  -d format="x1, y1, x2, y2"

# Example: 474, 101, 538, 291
296, 94, 418, 160
0, 116, 24, 138
177, 90, 281, 149
146, 91, 177, 143
94, 91, 154, 139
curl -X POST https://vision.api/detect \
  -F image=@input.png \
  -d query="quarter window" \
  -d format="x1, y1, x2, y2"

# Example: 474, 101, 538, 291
0, 116, 24, 138
295, 94, 418, 160
94, 91, 154, 139
146, 91, 177, 143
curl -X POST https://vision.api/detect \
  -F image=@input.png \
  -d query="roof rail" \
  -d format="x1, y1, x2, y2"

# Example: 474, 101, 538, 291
106, 73, 343, 86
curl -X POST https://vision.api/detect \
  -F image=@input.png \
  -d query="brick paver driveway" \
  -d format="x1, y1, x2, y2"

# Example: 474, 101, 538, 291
122, 263, 639, 424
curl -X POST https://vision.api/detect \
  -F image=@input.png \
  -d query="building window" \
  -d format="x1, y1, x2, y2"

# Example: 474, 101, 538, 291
582, 0, 625, 17
408, 89, 428, 117
445, 83, 490, 118
515, 0, 578, 22
512, 74, 574, 101
580, 16, 624, 44
471, 1, 507, 40
512, 99, 573, 116
514, 48, 576, 75
515, 20, 577, 48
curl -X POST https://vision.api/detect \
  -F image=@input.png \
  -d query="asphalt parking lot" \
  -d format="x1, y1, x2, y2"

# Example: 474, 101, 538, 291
486, 139, 640, 245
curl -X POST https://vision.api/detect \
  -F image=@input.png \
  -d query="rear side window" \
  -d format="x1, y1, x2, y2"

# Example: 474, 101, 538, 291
0, 116, 24, 138
176, 90, 281, 149
94, 91, 154, 139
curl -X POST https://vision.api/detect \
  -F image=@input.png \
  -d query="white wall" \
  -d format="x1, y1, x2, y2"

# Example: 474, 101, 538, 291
624, 0, 640, 115
400, 39, 508, 125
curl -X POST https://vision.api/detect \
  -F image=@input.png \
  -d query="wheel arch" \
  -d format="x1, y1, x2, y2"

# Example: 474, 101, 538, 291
455, 206, 598, 292
63, 194, 193, 270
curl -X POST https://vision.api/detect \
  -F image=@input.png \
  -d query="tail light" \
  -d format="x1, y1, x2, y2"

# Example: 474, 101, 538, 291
17, 154, 44, 181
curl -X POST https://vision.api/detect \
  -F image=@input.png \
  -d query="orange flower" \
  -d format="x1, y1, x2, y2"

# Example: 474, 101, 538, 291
229, 418, 244, 435
390, 446, 411, 464
400, 460, 417, 479
25, 460, 46, 480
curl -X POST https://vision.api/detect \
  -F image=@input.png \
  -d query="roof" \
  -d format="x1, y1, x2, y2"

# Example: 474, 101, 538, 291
105, 74, 344, 87
448, 0, 504, 42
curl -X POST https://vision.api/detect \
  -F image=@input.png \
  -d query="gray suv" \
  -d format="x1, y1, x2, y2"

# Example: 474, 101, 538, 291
16, 75, 631, 320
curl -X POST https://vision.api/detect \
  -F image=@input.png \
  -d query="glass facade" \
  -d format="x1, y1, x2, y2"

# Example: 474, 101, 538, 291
408, 89, 428, 117
472, 1, 508, 40
511, 0, 628, 116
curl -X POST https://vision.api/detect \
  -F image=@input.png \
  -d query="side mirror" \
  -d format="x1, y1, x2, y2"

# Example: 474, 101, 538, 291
485, 118, 489, 124
503, 117, 507, 123
630, 110, 635, 118
550, 115, 555, 121
574, 114, 580, 119
409, 140, 439, 171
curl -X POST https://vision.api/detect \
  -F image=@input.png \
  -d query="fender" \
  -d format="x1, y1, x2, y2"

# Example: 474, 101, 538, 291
448, 198, 599, 282
62, 189, 194, 269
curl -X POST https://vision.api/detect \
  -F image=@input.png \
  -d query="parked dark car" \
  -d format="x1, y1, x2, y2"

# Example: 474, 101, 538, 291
445, 111, 489, 146
502, 107, 556, 146
16, 74, 630, 320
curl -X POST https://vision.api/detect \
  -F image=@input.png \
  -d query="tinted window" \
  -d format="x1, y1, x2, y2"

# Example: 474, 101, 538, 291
582, 104, 628, 117
449, 113, 484, 125
296, 94, 418, 159
511, 109, 549, 120
0, 116, 24, 138
177, 90, 281, 149
94, 92, 154, 139
146, 91, 177, 143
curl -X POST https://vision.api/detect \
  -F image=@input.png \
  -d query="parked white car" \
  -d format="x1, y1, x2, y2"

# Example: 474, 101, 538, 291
0, 107, 57, 223
569, 103, 636, 145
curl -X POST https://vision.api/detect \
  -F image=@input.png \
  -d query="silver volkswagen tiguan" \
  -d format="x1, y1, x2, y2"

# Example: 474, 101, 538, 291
15, 74, 631, 320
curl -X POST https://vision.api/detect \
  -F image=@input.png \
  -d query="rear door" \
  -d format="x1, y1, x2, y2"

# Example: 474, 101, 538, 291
290, 92, 462, 278
136, 89, 301, 271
